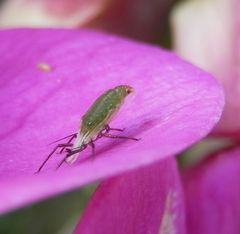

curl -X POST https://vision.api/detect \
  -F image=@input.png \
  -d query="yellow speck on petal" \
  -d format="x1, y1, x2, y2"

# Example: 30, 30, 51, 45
37, 63, 52, 73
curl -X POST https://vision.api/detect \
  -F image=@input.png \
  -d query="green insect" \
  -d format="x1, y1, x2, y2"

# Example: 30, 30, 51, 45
36, 85, 139, 173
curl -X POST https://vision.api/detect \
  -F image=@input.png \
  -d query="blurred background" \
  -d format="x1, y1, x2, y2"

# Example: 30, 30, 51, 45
0, 0, 193, 233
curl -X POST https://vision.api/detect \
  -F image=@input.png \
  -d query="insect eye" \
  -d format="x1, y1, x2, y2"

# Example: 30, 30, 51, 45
126, 88, 132, 94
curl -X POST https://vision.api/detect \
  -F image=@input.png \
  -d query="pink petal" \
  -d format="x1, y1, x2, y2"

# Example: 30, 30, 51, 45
0, 0, 107, 27
0, 0, 173, 42
0, 29, 223, 213
171, 0, 239, 136
75, 158, 186, 234
183, 146, 240, 234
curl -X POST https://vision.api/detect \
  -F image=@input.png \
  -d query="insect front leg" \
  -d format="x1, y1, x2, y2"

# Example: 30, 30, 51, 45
56, 144, 87, 169
35, 143, 73, 173
59, 134, 77, 154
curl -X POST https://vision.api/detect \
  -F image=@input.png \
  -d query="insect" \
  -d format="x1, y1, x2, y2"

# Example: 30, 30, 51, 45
36, 85, 139, 173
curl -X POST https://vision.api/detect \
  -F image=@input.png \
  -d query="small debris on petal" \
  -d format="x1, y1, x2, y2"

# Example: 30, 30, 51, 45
37, 62, 52, 72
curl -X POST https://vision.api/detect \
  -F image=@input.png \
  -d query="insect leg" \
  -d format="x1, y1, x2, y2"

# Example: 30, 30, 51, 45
105, 125, 125, 132
56, 157, 67, 170
94, 125, 125, 141
35, 143, 73, 173
89, 140, 95, 156
102, 133, 140, 141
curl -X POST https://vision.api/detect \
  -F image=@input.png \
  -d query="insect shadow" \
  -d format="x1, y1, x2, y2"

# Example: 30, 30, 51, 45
92, 119, 155, 158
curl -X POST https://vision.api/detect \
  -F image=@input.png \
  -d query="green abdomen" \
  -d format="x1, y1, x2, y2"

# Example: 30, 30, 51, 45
81, 89, 123, 132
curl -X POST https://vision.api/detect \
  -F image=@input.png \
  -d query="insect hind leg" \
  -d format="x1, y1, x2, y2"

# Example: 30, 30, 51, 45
105, 125, 125, 132
102, 133, 140, 141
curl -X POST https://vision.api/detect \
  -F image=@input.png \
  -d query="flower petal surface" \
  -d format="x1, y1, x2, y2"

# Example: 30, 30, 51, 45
0, 29, 224, 213
75, 158, 186, 234
172, 0, 239, 136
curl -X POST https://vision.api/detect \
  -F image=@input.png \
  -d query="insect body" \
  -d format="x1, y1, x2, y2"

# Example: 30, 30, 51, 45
36, 85, 139, 173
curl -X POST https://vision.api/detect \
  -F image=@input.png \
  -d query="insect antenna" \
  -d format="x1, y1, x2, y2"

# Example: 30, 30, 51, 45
48, 133, 77, 145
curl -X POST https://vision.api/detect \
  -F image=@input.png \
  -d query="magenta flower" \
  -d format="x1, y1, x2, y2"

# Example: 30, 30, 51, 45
183, 146, 240, 234
75, 158, 186, 234
172, 0, 239, 135
0, 29, 224, 232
